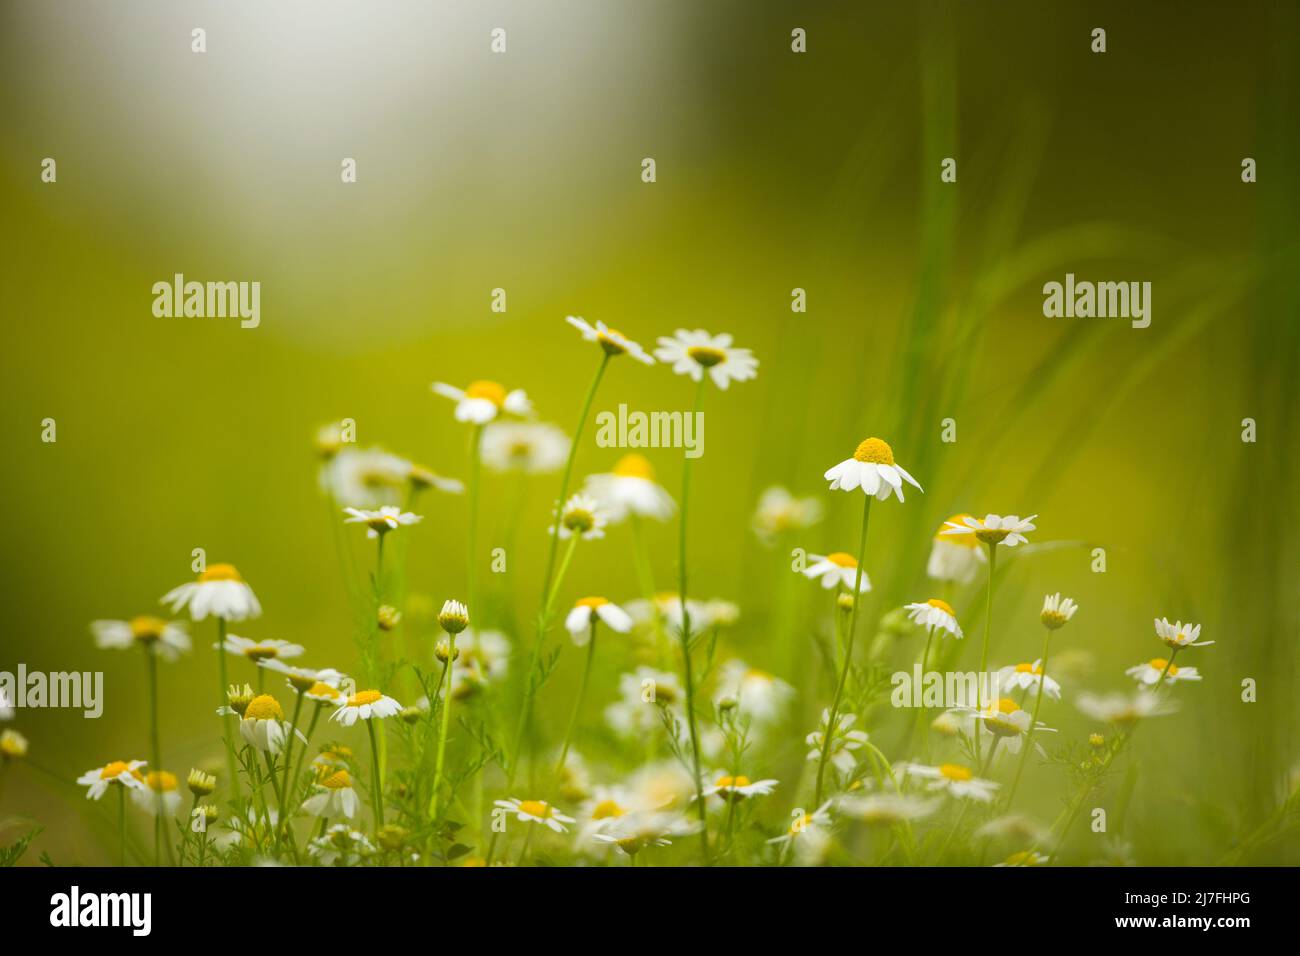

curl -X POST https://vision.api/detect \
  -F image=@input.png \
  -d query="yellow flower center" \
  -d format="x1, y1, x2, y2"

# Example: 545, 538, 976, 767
715, 775, 751, 789
592, 799, 625, 820
789, 814, 812, 835
563, 508, 595, 532
307, 682, 340, 699
145, 771, 178, 792
243, 695, 283, 721
686, 345, 727, 367
853, 437, 895, 465
926, 598, 955, 615
597, 328, 628, 356
349, 690, 383, 707
1149, 659, 1178, 676
746, 668, 774, 683
1004, 851, 1041, 866
199, 563, 242, 582
242, 645, 280, 661
322, 769, 352, 789
130, 616, 167, 641
996, 697, 1020, 714
826, 552, 858, 568
100, 761, 133, 780
1015, 662, 1043, 675
935, 513, 978, 546
939, 763, 972, 782
576, 596, 609, 609
517, 800, 552, 819
613, 453, 655, 480
464, 380, 507, 407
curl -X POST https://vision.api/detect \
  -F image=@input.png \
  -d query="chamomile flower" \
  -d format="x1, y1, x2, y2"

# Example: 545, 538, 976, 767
996, 850, 1048, 867
320, 447, 412, 509
1126, 658, 1201, 686
1077, 689, 1177, 724
77, 760, 147, 800
1037, 593, 1079, 631
624, 592, 708, 635
627, 761, 698, 814
654, 329, 758, 389
823, 437, 923, 502
752, 485, 823, 544
407, 465, 464, 497
91, 616, 191, 662
942, 514, 1036, 548
131, 770, 182, 816
308, 824, 375, 866
446, 629, 512, 699
1154, 618, 1212, 648
592, 811, 698, 856
700, 774, 779, 801
481, 421, 569, 474
926, 513, 986, 583
303, 680, 345, 704
221, 635, 305, 664
161, 563, 261, 622
565, 597, 634, 643
432, 380, 531, 425
767, 801, 834, 848
997, 661, 1061, 699
803, 552, 872, 592
583, 454, 675, 522
495, 798, 574, 833
967, 698, 1057, 755
258, 660, 347, 695
1, 730, 29, 760
551, 493, 607, 540
342, 506, 422, 538
606, 668, 685, 737
713, 660, 795, 726
240, 694, 295, 754
838, 792, 940, 826
805, 710, 869, 776
904, 598, 963, 638
331, 689, 402, 726
897, 762, 999, 803
302, 769, 360, 819
566, 316, 656, 364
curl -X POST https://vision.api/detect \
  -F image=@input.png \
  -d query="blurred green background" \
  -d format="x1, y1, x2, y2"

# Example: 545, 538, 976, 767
1, 0, 1296, 864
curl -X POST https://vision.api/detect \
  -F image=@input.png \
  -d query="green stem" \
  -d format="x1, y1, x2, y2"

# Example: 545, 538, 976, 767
1004, 626, 1052, 809
367, 718, 385, 833
144, 645, 162, 865
974, 543, 997, 765
467, 424, 484, 615
429, 632, 458, 819
118, 785, 126, 866
814, 493, 873, 806
554, 625, 598, 775
216, 619, 239, 798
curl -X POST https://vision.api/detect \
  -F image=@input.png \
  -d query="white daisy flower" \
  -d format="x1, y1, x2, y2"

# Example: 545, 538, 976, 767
896, 762, 999, 802
0, 690, 13, 722
942, 513, 1036, 547
551, 493, 607, 540
160, 563, 261, 622
320, 447, 412, 509
564, 597, 634, 644
1154, 618, 1212, 648
131, 770, 182, 816
926, 513, 986, 583
654, 328, 758, 390
583, 454, 676, 522
803, 552, 872, 592
331, 689, 403, 726
343, 505, 422, 538
446, 629, 512, 700
1126, 658, 1201, 686
699, 773, 779, 801
805, 710, 869, 776
258, 659, 347, 695
996, 850, 1049, 867
624, 592, 710, 635
837, 792, 940, 826
592, 810, 697, 856
752, 485, 823, 544
308, 823, 375, 866
1041, 593, 1079, 630
767, 801, 834, 848
904, 598, 963, 638
221, 635, 305, 664
91, 616, 191, 662
566, 316, 656, 364
823, 437, 923, 502
240, 694, 297, 755
713, 660, 794, 726
1077, 689, 1177, 724
480, 421, 569, 474
302, 768, 360, 819
494, 798, 575, 833
77, 760, 147, 800
997, 661, 1061, 699
966, 698, 1057, 756
407, 464, 464, 496
1, 729, 28, 759
605, 668, 685, 737
432, 379, 531, 425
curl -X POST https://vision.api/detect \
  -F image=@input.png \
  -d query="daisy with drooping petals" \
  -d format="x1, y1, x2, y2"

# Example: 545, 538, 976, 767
495, 798, 575, 833
161, 563, 261, 622
967, 697, 1057, 756
942, 514, 1037, 548
565, 597, 634, 644
259, 659, 346, 694
343, 506, 422, 539
566, 316, 656, 364
583, 454, 676, 523
481, 421, 569, 474
752, 485, 823, 544
1126, 658, 1201, 686
823, 437, 923, 502
654, 329, 758, 390
904, 599, 963, 638
406, 464, 464, 498
1154, 618, 1212, 648
431, 380, 531, 424
91, 616, 191, 662
240, 694, 296, 754
331, 689, 402, 726
131, 770, 182, 816
221, 634, 306, 666
1077, 689, 1177, 724
926, 513, 986, 583
77, 760, 147, 800
803, 552, 872, 592
592, 810, 698, 857
551, 493, 607, 540
320, 447, 412, 509
897, 762, 999, 802
700, 774, 778, 801
998, 661, 1061, 699
302, 768, 360, 819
